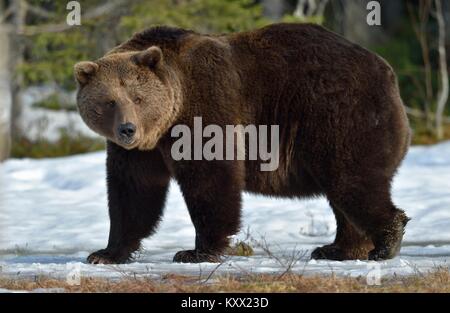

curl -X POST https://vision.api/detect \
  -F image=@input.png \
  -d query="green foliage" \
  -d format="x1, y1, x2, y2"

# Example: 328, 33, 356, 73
120, 0, 270, 35
15, 0, 450, 159
20, 0, 271, 90
280, 13, 325, 25
21, 0, 109, 89
11, 131, 105, 159
409, 117, 450, 145
21, 31, 92, 89
371, 21, 438, 112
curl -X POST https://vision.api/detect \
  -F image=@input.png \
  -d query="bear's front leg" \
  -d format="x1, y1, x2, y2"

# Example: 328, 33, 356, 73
173, 160, 244, 263
87, 142, 171, 264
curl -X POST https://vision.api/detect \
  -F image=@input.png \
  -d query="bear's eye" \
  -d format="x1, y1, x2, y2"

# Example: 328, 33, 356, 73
134, 97, 143, 105
106, 101, 116, 109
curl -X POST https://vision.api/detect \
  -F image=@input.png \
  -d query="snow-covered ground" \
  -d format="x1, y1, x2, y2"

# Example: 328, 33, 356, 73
19, 86, 97, 141
1, 142, 450, 281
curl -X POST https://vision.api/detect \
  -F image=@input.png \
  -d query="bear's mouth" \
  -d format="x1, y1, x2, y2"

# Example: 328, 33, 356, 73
115, 133, 139, 149
118, 137, 138, 148
118, 136, 135, 145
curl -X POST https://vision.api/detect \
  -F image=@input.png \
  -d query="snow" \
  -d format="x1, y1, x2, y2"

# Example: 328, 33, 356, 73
19, 86, 97, 141
1, 142, 450, 281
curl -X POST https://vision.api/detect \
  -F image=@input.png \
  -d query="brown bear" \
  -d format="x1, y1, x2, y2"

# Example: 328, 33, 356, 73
74, 23, 410, 264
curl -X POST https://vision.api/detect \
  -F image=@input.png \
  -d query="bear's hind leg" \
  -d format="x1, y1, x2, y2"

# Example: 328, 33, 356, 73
368, 205, 409, 260
327, 184, 409, 261
311, 207, 374, 260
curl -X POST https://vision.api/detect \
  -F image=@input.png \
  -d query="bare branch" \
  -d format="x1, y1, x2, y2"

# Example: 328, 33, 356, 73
17, 0, 127, 36
407, 0, 434, 128
406, 2, 421, 39
294, 0, 329, 19
83, 0, 126, 19
202, 256, 230, 284
19, 23, 75, 35
26, 3, 56, 19
0, 25, 12, 161
405, 106, 450, 124
0, 4, 13, 24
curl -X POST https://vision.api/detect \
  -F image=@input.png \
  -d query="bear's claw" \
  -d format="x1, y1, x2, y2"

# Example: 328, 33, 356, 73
368, 247, 395, 261
311, 245, 346, 261
173, 250, 221, 263
87, 249, 130, 264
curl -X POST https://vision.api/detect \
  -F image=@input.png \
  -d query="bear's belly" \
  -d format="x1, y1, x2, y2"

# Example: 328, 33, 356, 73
243, 162, 323, 198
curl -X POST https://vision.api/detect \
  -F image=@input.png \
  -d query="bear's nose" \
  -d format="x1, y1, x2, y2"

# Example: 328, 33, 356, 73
118, 123, 136, 142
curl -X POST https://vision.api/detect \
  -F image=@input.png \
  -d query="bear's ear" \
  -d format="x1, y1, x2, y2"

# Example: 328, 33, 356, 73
132, 46, 163, 69
74, 61, 99, 85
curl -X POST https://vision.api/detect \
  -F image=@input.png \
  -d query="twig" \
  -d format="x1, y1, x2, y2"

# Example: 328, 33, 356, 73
405, 106, 450, 124
17, 0, 127, 36
25, 3, 55, 19
202, 256, 230, 284
250, 234, 307, 279
0, 4, 13, 23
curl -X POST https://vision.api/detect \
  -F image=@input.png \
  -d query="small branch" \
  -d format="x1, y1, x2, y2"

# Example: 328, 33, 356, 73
0, 4, 13, 24
407, 0, 434, 128
405, 106, 450, 124
202, 256, 230, 284
19, 22, 76, 35
294, 0, 329, 19
26, 3, 56, 19
17, 0, 127, 36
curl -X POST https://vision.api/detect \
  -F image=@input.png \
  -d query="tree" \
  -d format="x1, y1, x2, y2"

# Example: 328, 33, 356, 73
0, 2, 13, 161
435, 0, 449, 139
0, 26, 11, 161
294, 0, 329, 20
261, 0, 286, 20
120, 0, 269, 34
407, 0, 434, 130
10, 0, 26, 141
18, 0, 128, 90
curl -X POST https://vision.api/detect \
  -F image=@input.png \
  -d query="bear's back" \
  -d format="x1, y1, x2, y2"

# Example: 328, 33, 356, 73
109, 26, 194, 55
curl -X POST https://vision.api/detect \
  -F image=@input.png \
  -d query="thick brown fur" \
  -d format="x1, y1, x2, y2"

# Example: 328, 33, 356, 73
75, 23, 411, 264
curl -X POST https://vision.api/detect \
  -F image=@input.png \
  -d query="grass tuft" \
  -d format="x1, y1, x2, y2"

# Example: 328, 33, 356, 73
11, 131, 105, 159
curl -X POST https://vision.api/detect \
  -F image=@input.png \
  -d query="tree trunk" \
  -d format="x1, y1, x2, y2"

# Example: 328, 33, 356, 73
325, 0, 403, 47
294, 0, 329, 20
0, 24, 11, 162
407, 0, 434, 129
342, 0, 383, 46
10, 0, 26, 141
435, 0, 449, 139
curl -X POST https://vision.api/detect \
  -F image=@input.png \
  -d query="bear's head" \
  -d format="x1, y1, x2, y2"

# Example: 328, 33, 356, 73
74, 46, 182, 150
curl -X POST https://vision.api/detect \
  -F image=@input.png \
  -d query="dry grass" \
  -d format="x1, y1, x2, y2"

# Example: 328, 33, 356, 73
1, 269, 450, 293
410, 117, 450, 145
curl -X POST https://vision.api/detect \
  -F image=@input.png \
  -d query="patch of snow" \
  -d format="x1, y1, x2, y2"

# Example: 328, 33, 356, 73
1, 142, 450, 279
18, 86, 98, 141
0, 288, 28, 293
